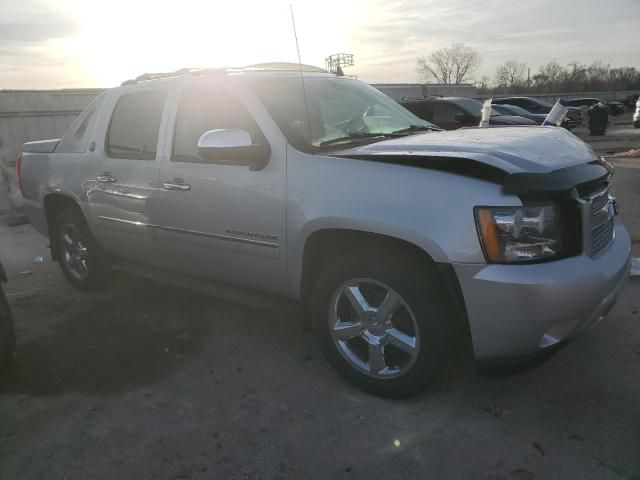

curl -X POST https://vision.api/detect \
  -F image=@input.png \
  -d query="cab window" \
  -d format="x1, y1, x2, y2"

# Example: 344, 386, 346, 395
172, 86, 261, 163
56, 95, 104, 153
106, 90, 167, 160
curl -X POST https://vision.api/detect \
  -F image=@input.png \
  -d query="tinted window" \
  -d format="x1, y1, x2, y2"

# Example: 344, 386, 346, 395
500, 104, 532, 116
501, 99, 530, 109
568, 99, 598, 106
172, 86, 261, 163
107, 90, 166, 160
56, 95, 104, 153
433, 103, 464, 123
402, 102, 433, 121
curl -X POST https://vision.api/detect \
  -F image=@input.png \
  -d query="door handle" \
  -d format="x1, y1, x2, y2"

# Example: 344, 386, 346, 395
96, 172, 116, 183
163, 179, 191, 191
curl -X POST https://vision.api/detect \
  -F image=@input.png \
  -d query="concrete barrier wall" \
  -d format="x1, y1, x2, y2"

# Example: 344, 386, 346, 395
0, 89, 103, 212
492, 91, 640, 104
373, 83, 477, 101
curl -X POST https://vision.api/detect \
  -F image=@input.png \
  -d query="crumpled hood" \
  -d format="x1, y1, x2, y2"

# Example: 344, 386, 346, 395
341, 126, 599, 174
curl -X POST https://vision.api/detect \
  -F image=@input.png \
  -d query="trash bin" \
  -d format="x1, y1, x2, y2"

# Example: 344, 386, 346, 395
588, 102, 608, 136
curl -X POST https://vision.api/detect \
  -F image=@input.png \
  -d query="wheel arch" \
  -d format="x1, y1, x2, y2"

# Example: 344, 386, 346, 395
43, 193, 85, 261
297, 227, 469, 334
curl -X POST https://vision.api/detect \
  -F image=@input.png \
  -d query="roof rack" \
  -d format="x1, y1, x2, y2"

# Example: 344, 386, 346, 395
121, 62, 328, 86
120, 67, 232, 86
243, 62, 327, 73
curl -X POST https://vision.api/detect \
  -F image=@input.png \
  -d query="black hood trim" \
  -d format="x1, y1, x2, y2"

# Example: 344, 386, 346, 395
332, 154, 613, 197
330, 154, 506, 184
503, 159, 612, 196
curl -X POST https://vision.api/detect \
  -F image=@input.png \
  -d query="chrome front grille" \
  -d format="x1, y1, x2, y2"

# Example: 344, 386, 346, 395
592, 219, 615, 255
580, 184, 615, 257
591, 192, 609, 216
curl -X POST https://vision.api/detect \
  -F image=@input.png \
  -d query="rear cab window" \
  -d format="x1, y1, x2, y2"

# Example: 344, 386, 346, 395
106, 90, 167, 160
56, 95, 105, 153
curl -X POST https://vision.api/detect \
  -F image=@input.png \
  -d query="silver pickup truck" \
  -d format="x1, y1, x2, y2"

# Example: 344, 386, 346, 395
18, 65, 630, 397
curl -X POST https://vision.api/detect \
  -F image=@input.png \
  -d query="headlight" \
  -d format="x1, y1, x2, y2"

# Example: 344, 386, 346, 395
474, 204, 565, 263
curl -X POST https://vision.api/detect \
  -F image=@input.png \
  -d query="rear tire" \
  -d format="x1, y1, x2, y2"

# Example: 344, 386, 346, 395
310, 247, 457, 398
0, 285, 15, 372
53, 208, 108, 291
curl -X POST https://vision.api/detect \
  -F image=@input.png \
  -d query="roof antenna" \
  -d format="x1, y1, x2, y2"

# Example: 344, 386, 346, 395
289, 4, 313, 145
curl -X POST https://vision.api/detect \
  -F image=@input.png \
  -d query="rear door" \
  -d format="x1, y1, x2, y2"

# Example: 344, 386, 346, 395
86, 87, 168, 264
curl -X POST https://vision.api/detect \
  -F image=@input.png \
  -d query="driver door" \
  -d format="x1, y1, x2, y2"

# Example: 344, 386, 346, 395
152, 84, 288, 294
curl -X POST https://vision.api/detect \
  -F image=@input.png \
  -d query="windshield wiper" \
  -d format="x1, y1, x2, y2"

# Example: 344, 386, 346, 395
391, 124, 440, 134
318, 125, 439, 147
318, 132, 392, 147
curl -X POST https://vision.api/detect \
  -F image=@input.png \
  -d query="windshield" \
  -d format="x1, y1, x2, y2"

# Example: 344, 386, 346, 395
495, 104, 531, 116
247, 76, 435, 151
531, 98, 554, 108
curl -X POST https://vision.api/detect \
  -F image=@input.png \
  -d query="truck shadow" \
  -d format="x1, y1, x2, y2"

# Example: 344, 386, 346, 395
0, 273, 290, 397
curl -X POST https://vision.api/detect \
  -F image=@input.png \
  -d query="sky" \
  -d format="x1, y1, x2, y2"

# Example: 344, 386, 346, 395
0, 0, 637, 89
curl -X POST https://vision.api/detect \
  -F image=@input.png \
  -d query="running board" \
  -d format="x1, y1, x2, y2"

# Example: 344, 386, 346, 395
111, 259, 302, 319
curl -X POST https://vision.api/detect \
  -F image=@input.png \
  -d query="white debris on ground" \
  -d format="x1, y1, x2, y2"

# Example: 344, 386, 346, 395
631, 258, 640, 277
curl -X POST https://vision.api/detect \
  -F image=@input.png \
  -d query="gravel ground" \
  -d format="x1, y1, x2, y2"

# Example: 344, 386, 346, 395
0, 123, 639, 480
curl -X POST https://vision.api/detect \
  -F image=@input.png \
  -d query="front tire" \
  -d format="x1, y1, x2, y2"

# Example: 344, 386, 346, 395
311, 247, 457, 398
53, 208, 108, 291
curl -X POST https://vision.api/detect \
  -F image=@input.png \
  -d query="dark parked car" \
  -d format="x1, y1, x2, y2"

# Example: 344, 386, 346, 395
565, 98, 625, 116
400, 97, 536, 130
493, 96, 582, 124
622, 94, 639, 109
492, 104, 578, 130
0, 260, 15, 372
493, 96, 554, 114
491, 104, 546, 124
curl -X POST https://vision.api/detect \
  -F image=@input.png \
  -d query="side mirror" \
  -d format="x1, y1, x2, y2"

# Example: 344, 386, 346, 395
197, 129, 270, 171
454, 113, 467, 123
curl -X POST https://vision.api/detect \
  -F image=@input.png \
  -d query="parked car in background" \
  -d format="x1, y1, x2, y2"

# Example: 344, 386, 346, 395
491, 104, 578, 130
564, 98, 625, 116
491, 104, 546, 124
400, 97, 536, 130
621, 94, 639, 109
17, 65, 630, 397
606, 101, 626, 116
493, 96, 582, 125
0, 260, 15, 372
493, 96, 554, 114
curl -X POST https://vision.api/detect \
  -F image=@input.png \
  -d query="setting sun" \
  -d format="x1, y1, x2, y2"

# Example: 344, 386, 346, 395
43, 0, 366, 86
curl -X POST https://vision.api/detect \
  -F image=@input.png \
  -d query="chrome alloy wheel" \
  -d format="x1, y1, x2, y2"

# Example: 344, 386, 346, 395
329, 278, 420, 379
60, 224, 89, 280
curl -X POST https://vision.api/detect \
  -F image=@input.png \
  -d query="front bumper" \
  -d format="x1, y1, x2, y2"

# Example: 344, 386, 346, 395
454, 219, 631, 360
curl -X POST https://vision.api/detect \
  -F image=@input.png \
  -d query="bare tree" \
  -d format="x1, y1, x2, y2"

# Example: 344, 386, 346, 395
566, 62, 587, 84
417, 43, 481, 84
587, 61, 610, 81
476, 75, 491, 93
494, 60, 527, 89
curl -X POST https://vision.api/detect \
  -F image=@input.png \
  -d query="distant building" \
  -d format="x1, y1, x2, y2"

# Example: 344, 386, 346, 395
371, 84, 424, 101
372, 83, 476, 101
